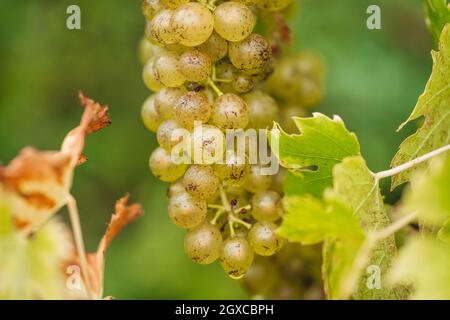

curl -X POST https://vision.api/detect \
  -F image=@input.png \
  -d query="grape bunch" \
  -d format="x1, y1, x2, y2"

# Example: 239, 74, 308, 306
139, 0, 325, 285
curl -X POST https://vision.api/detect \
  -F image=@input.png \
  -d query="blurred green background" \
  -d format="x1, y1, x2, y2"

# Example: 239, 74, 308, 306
0, 0, 432, 299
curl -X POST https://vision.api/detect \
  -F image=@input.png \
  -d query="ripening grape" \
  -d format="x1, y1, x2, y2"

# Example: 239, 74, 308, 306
139, 37, 165, 65
184, 223, 223, 265
257, 0, 293, 12
146, 9, 177, 45
214, 151, 250, 186
141, 95, 162, 132
172, 2, 214, 46
174, 91, 212, 129
248, 221, 284, 256
157, 119, 185, 150
154, 52, 185, 88
160, 0, 189, 9
251, 191, 283, 222
244, 165, 272, 193
167, 180, 186, 198
233, 73, 254, 93
190, 124, 225, 164
168, 191, 207, 228
143, 59, 163, 92
244, 91, 279, 129
183, 165, 219, 200
141, 0, 164, 20
229, 33, 272, 75
149, 147, 187, 182
215, 59, 238, 92
214, 2, 255, 42
179, 50, 212, 83
220, 237, 254, 279
211, 93, 249, 130
154, 87, 186, 119
196, 32, 228, 62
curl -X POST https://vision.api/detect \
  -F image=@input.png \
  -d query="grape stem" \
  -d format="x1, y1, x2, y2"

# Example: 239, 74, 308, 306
211, 208, 225, 225
207, 78, 224, 96
218, 184, 252, 237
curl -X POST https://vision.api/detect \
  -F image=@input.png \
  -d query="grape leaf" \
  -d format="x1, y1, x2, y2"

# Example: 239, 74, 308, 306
389, 237, 450, 300
425, 0, 450, 48
391, 24, 450, 189
271, 113, 360, 197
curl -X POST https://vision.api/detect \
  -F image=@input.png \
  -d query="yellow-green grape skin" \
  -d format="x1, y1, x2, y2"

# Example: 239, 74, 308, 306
167, 180, 186, 198
141, 95, 162, 132
271, 167, 286, 195
248, 221, 284, 256
149, 147, 187, 182
184, 223, 223, 265
139, 37, 165, 65
172, 2, 214, 47
196, 32, 228, 62
154, 87, 186, 120
143, 59, 163, 92
244, 165, 272, 193
157, 119, 185, 150
146, 9, 177, 45
220, 237, 254, 279
190, 124, 225, 164
160, 0, 189, 9
214, 2, 255, 42
141, 0, 164, 20
214, 151, 250, 186
251, 191, 283, 222
279, 105, 308, 133
211, 93, 249, 130
154, 52, 185, 88
225, 184, 247, 198
215, 59, 238, 92
179, 50, 212, 83
233, 73, 254, 93
244, 91, 278, 129
257, 0, 293, 12
168, 191, 207, 229
174, 91, 212, 129
229, 33, 272, 75
243, 257, 278, 295
182, 165, 220, 200
234, 0, 261, 5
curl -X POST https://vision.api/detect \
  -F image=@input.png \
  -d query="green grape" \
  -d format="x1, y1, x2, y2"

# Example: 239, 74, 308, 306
242, 257, 278, 295
143, 59, 163, 91
167, 180, 186, 198
244, 165, 272, 193
139, 37, 165, 65
160, 0, 189, 9
154, 87, 186, 119
149, 147, 187, 182
257, 0, 293, 12
182, 165, 219, 200
184, 222, 223, 265
215, 59, 238, 92
190, 124, 225, 165
179, 50, 212, 83
174, 91, 212, 129
244, 90, 278, 129
271, 167, 286, 195
146, 9, 177, 45
229, 33, 272, 75
251, 190, 283, 222
211, 93, 249, 130
196, 32, 228, 62
172, 2, 214, 47
233, 73, 254, 93
297, 78, 324, 108
157, 119, 185, 150
168, 191, 207, 228
214, 2, 255, 42
141, 0, 164, 20
225, 184, 247, 198
141, 95, 162, 132
279, 105, 308, 133
248, 221, 284, 256
154, 52, 185, 87
214, 151, 250, 186
220, 237, 254, 279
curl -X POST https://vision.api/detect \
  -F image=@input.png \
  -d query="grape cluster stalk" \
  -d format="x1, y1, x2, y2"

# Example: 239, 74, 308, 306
139, 0, 325, 297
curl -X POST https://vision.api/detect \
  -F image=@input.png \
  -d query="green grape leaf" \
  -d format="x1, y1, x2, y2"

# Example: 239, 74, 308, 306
391, 24, 450, 189
425, 0, 450, 48
389, 237, 450, 300
271, 113, 360, 197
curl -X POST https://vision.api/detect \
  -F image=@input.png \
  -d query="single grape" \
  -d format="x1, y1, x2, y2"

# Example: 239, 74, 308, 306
214, 151, 250, 186
248, 221, 284, 256
141, 95, 162, 132
220, 237, 254, 279
196, 32, 228, 62
141, 0, 164, 20
139, 37, 165, 65
154, 87, 186, 119
143, 59, 163, 91
174, 91, 212, 129
183, 165, 219, 200
179, 50, 212, 83
257, 0, 293, 12
160, 0, 189, 9
184, 223, 223, 265
168, 191, 207, 228
232, 73, 254, 93
172, 2, 214, 46
229, 33, 272, 75
149, 147, 187, 182
225, 184, 247, 198
251, 191, 283, 222
211, 93, 249, 130
157, 119, 185, 150
154, 52, 185, 88
167, 180, 186, 198
214, 2, 255, 42
146, 9, 177, 45
244, 165, 272, 193
242, 258, 278, 295
215, 59, 238, 92
190, 124, 225, 165
244, 90, 278, 129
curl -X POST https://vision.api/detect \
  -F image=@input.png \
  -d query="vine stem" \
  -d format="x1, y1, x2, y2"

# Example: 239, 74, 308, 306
373, 144, 450, 180
207, 78, 224, 97
339, 211, 418, 300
